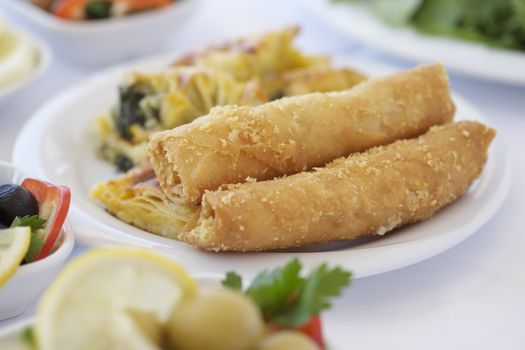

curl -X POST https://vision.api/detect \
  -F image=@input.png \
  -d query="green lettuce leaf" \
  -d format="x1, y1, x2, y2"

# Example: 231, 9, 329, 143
10, 215, 46, 263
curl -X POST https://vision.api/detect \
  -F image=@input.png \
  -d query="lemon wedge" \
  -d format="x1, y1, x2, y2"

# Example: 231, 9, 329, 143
36, 247, 197, 350
0, 227, 31, 287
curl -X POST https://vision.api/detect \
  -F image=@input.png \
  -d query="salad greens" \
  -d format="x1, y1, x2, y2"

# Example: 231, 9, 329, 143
10, 215, 46, 263
335, 0, 525, 51
222, 259, 351, 327
85, 1, 112, 20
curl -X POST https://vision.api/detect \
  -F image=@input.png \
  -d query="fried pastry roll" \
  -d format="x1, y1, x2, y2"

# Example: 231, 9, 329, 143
149, 63, 455, 204
180, 121, 495, 252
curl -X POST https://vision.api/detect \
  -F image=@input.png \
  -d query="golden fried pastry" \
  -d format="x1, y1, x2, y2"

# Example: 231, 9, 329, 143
174, 26, 328, 97
281, 66, 366, 96
91, 66, 366, 236
97, 27, 366, 171
149, 63, 455, 205
90, 163, 199, 239
181, 121, 495, 251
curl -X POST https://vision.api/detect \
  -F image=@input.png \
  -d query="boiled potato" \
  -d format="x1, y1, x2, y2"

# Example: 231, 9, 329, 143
167, 288, 264, 350
256, 331, 320, 350
126, 309, 163, 346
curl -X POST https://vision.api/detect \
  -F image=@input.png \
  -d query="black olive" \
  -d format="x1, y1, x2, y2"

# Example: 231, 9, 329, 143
0, 184, 39, 225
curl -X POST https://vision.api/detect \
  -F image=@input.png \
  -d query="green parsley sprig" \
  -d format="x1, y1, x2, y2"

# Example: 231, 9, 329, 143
222, 259, 351, 327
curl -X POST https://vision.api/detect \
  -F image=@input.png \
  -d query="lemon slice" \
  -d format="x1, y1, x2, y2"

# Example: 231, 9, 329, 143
0, 29, 37, 89
0, 227, 31, 287
36, 247, 197, 350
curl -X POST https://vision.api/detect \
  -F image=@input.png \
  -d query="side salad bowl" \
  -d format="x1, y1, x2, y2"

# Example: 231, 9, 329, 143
0, 0, 200, 66
0, 161, 74, 321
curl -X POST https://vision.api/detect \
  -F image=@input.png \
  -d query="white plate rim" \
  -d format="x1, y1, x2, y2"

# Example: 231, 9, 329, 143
300, 0, 525, 86
12, 53, 511, 279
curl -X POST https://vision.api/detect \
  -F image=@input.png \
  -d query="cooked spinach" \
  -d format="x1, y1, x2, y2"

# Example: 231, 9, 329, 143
115, 86, 147, 140
115, 154, 135, 172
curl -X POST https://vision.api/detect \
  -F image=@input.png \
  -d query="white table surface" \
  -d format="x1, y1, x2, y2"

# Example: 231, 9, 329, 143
1, 0, 524, 349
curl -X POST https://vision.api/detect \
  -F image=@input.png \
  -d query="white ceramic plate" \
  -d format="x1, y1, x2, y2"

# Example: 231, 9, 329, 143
300, 0, 525, 85
12, 54, 510, 279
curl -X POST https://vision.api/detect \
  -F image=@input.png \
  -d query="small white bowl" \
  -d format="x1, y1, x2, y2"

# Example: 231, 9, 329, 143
0, 162, 75, 321
0, 225, 74, 321
0, 28, 52, 104
1, 0, 200, 67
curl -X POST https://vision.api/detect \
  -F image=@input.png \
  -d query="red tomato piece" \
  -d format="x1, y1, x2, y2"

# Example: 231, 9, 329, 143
52, 0, 89, 19
21, 178, 71, 261
299, 315, 325, 349
116, 0, 171, 12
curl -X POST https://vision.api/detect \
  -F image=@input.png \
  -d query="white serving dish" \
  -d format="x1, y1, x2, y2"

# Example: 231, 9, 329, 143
0, 27, 51, 104
0, 0, 200, 66
11, 54, 511, 279
0, 162, 75, 321
300, 0, 525, 85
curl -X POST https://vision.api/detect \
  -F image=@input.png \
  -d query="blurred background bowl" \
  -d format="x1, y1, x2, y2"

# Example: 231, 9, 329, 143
0, 28, 51, 105
0, 0, 200, 67
0, 162, 74, 321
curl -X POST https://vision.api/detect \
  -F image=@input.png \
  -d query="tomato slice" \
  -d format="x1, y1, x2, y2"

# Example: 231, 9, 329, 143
21, 178, 71, 261
52, 0, 89, 19
298, 315, 325, 349
116, 0, 171, 12
53, 0, 171, 19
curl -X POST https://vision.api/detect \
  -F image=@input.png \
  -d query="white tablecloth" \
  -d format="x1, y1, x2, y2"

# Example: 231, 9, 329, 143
1, 0, 524, 349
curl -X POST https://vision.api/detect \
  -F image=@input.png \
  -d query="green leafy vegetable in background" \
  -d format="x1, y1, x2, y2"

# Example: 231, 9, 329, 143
334, 0, 525, 51
222, 259, 351, 327
10, 215, 46, 263
415, 0, 525, 50
332, 0, 422, 25
372, 0, 422, 26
